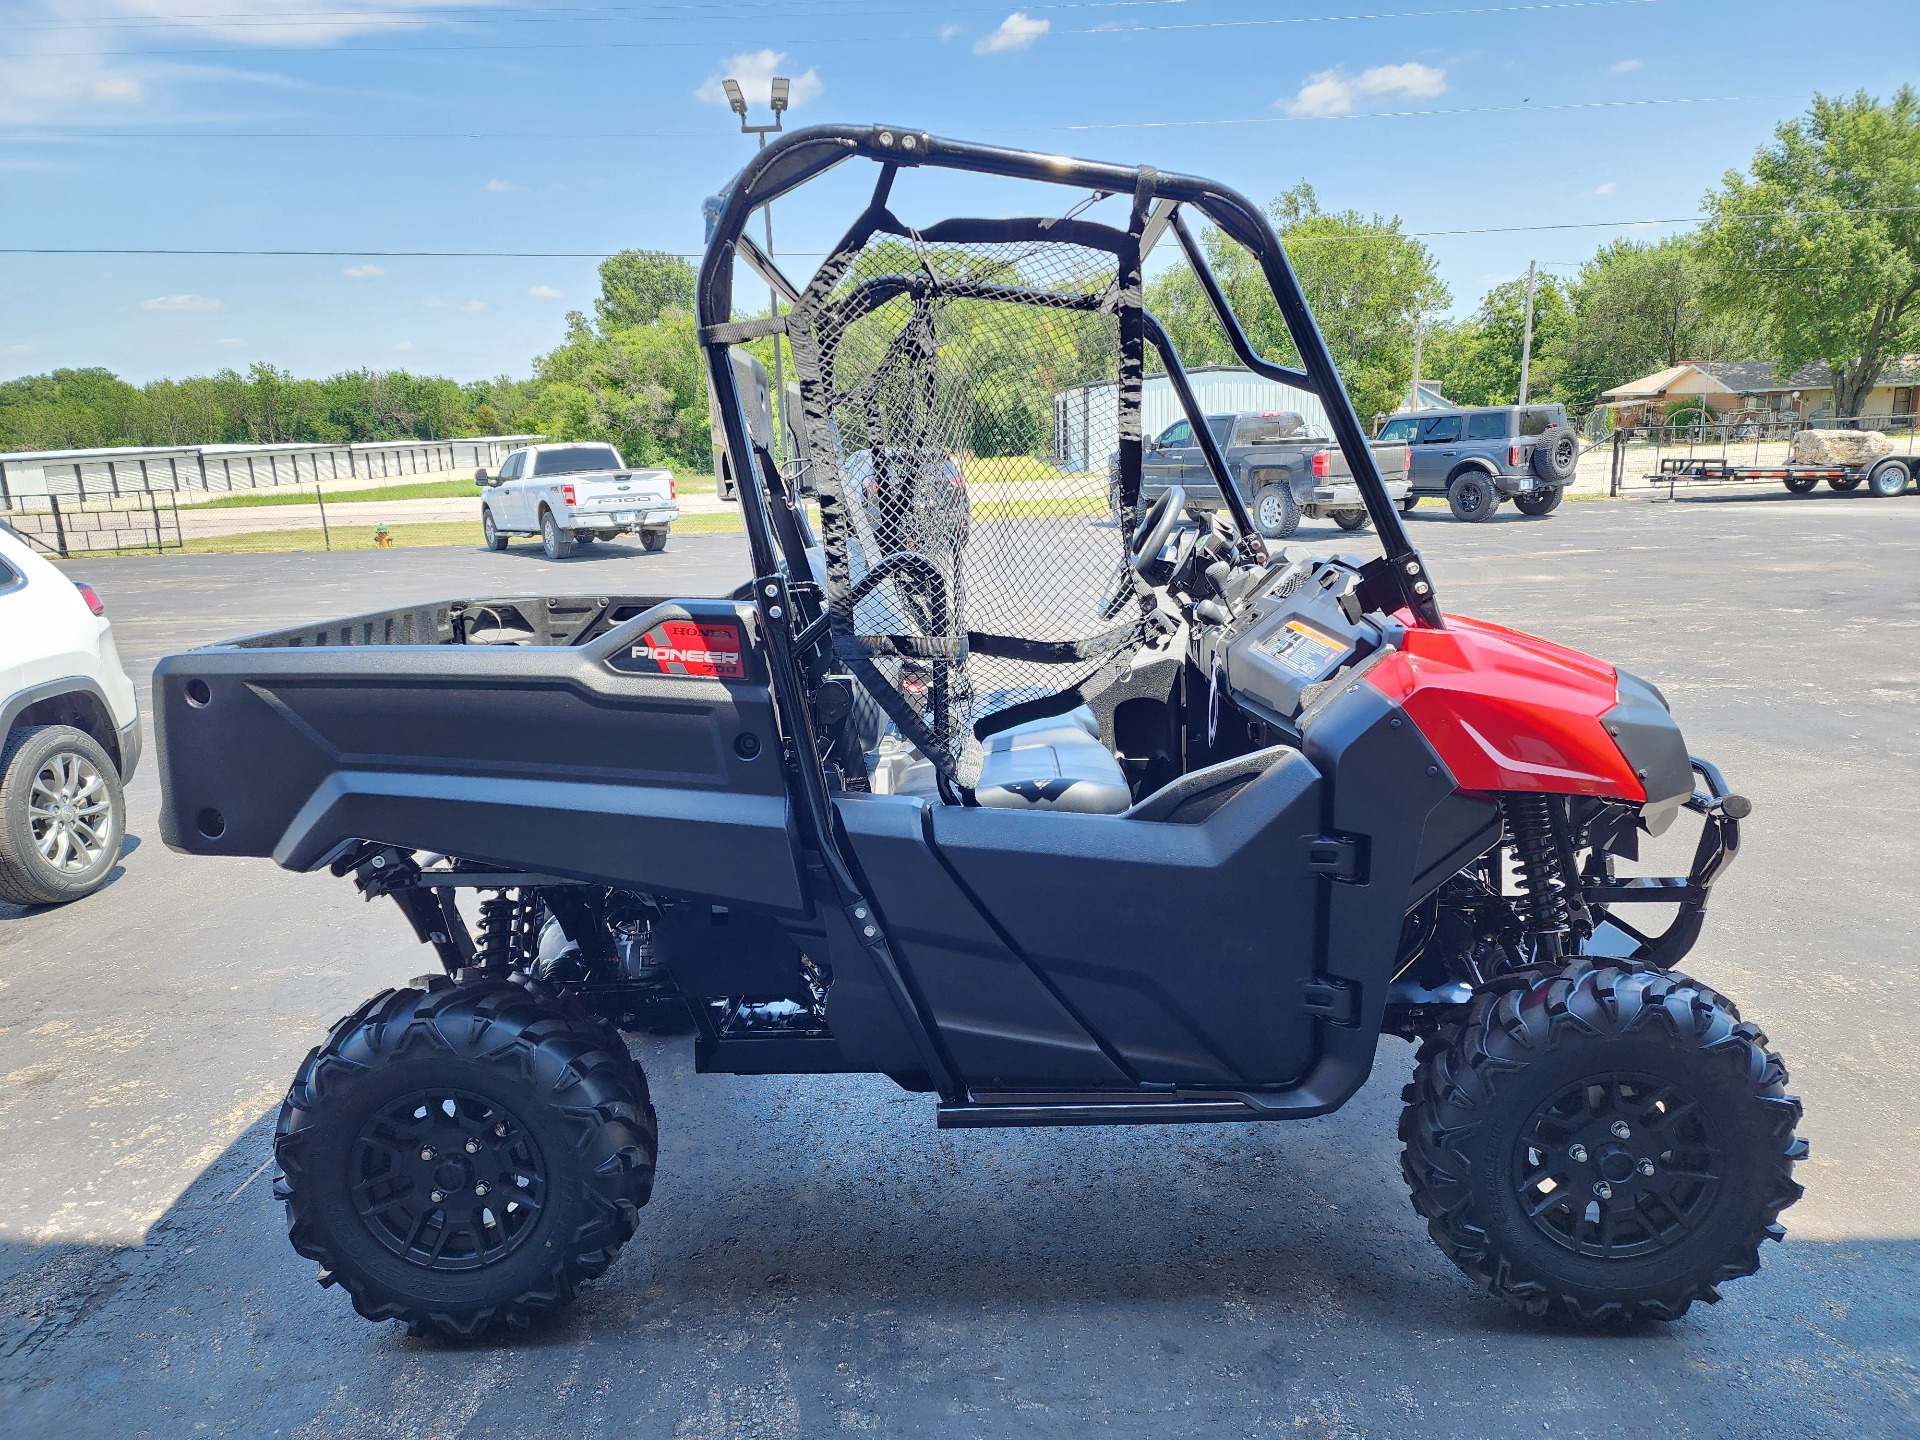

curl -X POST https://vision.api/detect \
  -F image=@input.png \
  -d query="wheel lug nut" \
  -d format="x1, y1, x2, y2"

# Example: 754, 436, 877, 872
1611, 1121, 1632, 1139
430, 1189, 445, 1203
1592, 1182, 1612, 1200
420, 1147, 435, 1161
465, 1139, 481, 1154
475, 1182, 490, 1196
1568, 1144, 1588, 1163
1637, 1159, 1655, 1177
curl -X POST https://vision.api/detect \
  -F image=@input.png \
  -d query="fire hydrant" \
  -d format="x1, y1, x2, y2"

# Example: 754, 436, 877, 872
373, 523, 393, 549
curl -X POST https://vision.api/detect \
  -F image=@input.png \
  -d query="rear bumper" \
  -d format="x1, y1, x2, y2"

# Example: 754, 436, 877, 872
1302, 477, 1409, 508
569, 502, 680, 531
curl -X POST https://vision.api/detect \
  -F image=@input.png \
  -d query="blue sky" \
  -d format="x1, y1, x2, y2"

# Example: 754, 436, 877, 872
2, 0, 1911, 384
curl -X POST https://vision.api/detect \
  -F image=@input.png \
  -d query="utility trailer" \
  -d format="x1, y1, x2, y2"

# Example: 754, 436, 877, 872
1647, 453, 1915, 500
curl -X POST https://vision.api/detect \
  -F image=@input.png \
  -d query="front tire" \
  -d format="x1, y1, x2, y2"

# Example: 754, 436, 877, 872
1447, 470, 1500, 522
1783, 474, 1819, 494
540, 509, 576, 560
1514, 486, 1564, 516
274, 974, 657, 1339
0, 724, 126, 906
1251, 483, 1300, 539
1827, 473, 1862, 492
1400, 961, 1805, 1326
481, 508, 508, 552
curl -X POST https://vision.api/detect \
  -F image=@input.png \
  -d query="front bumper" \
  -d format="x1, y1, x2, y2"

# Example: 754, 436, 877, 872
1581, 755, 1748, 969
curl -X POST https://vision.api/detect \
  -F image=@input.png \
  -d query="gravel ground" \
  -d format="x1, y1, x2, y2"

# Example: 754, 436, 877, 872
2, 487, 1917, 1439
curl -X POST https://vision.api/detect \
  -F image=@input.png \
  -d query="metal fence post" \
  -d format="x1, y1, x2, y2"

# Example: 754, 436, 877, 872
316, 485, 332, 551
1610, 428, 1625, 498
147, 486, 164, 553
49, 495, 69, 558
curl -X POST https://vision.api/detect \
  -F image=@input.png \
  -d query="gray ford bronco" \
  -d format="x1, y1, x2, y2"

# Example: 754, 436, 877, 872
1376, 403, 1580, 521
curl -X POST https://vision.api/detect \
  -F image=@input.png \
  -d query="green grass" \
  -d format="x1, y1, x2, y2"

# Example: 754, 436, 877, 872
188, 479, 482, 509
172, 511, 750, 555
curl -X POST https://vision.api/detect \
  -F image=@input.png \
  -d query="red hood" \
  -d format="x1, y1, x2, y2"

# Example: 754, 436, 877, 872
1367, 613, 1645, 801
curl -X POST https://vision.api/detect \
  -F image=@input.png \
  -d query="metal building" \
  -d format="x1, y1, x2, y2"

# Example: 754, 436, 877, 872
1052, 365, 1331, 473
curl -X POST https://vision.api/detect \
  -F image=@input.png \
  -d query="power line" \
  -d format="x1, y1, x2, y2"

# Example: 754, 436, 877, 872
10, 0, 1676, 57
1069, 94, 1767, 129
18, 0, 1177, 27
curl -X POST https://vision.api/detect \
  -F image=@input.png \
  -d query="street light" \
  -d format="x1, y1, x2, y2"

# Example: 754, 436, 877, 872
724, 73, 790, 460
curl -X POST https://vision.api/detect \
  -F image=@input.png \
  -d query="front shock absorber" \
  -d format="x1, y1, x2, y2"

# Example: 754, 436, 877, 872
1502, 794, 1572, 938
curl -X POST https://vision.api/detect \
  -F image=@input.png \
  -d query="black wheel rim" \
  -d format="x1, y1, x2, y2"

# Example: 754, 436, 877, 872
1511, 1071, 1723, 1260
351, 1088, 548, 1271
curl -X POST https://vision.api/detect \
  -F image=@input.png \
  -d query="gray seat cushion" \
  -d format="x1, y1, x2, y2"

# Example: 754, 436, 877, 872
974, 710, 1131, 814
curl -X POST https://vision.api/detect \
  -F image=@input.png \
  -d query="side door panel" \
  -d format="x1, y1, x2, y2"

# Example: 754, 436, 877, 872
927, 753, 1326, 1087
1412, 415, 1463, 489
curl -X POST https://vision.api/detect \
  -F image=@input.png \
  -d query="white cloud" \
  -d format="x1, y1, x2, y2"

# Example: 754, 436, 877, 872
216, 337, 245, 346
395, 340, 413, 351
110, 0, 489, 45
1593, 181, 1617, 196
1281, 62, 1447, 118
939, 23, 963, 41
695, 50, 823, 110
485, 178, 519, 193
8, 344, 31, 354
528, 284, 563, 298
343, 263, 386, 277
426, 296, 487, 312
975, 12, 1048, 54
1609, 58, 1643, 74
89, 75, 143, 103
141, 294, 223, 312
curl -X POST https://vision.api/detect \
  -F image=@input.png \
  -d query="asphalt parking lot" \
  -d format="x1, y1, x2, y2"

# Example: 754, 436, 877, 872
3, 491, 1918, 1439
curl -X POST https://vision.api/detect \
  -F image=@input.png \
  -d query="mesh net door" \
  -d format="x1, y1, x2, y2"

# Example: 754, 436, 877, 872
786, 217, 1148, 789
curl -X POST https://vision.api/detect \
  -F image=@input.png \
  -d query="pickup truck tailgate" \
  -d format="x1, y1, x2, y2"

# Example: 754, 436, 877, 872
571, 470, 673, 516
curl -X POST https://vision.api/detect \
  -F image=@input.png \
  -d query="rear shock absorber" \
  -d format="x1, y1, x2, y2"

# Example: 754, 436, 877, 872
1502, 794, 1571, 939
476, 889, 523, 969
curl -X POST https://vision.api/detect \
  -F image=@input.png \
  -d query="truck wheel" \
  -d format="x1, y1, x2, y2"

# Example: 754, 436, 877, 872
1530, 429, 1579, 483
641, 528, 669, 553
0, 724, 125, 907
274, 973, 657, 1339
481, 508, 508, 552
1399, 494, 1420, 515
1865, 459, 1910, 497
540, 509, 576, 560
1513, 486, 1564, 516
1783, 474, 1819, 494
1827, 474, 1862, 492
1251, 483, 1300, 539
1331, 508, 1371, 532
1399, 960, 1805, 1327
1446, 470, 1500, 522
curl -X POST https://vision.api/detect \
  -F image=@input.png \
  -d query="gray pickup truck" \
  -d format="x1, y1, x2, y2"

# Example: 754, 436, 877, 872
1374, 403, 1580, 521
1134, 411, 1412, 540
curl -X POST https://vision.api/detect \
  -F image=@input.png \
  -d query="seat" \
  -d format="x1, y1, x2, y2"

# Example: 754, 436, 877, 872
973, 708, 1132, 814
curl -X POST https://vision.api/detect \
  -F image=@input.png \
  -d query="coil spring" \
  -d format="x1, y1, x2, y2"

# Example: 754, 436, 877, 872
476, 890, 523, 968
1502, 794, 1571, 934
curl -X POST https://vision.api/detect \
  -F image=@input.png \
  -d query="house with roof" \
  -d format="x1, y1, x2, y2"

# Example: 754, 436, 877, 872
1600, 358, 1920, 424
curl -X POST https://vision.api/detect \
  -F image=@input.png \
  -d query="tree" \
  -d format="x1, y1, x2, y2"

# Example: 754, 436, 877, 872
1556, 236, 1767, 411
593, 250, 698, 333
1701, 88, 1920, 417
1146, 184, 1448, 422
1426, 275, 1574, 409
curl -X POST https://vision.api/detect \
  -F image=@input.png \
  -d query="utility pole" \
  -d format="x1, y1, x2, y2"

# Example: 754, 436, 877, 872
723, 76, 790, 463
1517, 260, 1539, 405
1409, 320, 1428, 411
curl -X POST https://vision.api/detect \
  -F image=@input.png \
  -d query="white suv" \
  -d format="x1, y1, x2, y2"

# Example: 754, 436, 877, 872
0, 523, 139, 904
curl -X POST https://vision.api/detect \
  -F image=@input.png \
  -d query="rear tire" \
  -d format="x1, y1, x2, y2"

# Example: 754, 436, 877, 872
1331, 508, 1371, 532
1446, 470, 1500, 522
1399, 494, 1420, 515
0, 724, 125, 906
1251, 483, 1300, 540
274, 973, 657, 1339
641, 527, 669, 553
1514, 486, 1564, 517
1827, 474, 1862, 492
1866, 459, 1910, 497
1399, 960, 1805, 1326
540, 510, 576, 560
1783, 474, 1819, 494
481, 508, 508, 552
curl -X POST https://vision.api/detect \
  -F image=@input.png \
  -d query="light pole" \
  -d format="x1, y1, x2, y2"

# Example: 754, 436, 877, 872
724, 75, 789, 462
1516, 260, 1539, 406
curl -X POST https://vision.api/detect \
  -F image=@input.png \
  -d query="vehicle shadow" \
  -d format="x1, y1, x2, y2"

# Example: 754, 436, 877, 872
4, 1057, 1917, 1440
493, 539, 670, 563
0, 834, 140, 923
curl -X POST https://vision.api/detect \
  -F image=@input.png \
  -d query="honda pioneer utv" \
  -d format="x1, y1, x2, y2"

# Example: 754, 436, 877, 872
153, 126, 1803, 1338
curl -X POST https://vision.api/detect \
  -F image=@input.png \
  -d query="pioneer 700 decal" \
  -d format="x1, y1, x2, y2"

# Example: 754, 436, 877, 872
609, 619, 747, 680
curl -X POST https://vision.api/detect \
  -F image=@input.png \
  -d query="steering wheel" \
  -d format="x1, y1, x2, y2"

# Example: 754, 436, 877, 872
1129, 484, 1186, 578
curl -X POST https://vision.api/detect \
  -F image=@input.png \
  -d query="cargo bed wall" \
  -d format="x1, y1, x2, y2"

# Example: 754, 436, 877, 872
154, 599, 809, 915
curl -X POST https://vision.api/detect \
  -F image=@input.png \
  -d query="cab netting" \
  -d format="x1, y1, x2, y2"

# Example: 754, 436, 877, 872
786, 215, 1148, 790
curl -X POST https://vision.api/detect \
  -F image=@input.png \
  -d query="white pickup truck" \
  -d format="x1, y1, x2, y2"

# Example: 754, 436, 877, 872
476, 442, 680, 559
